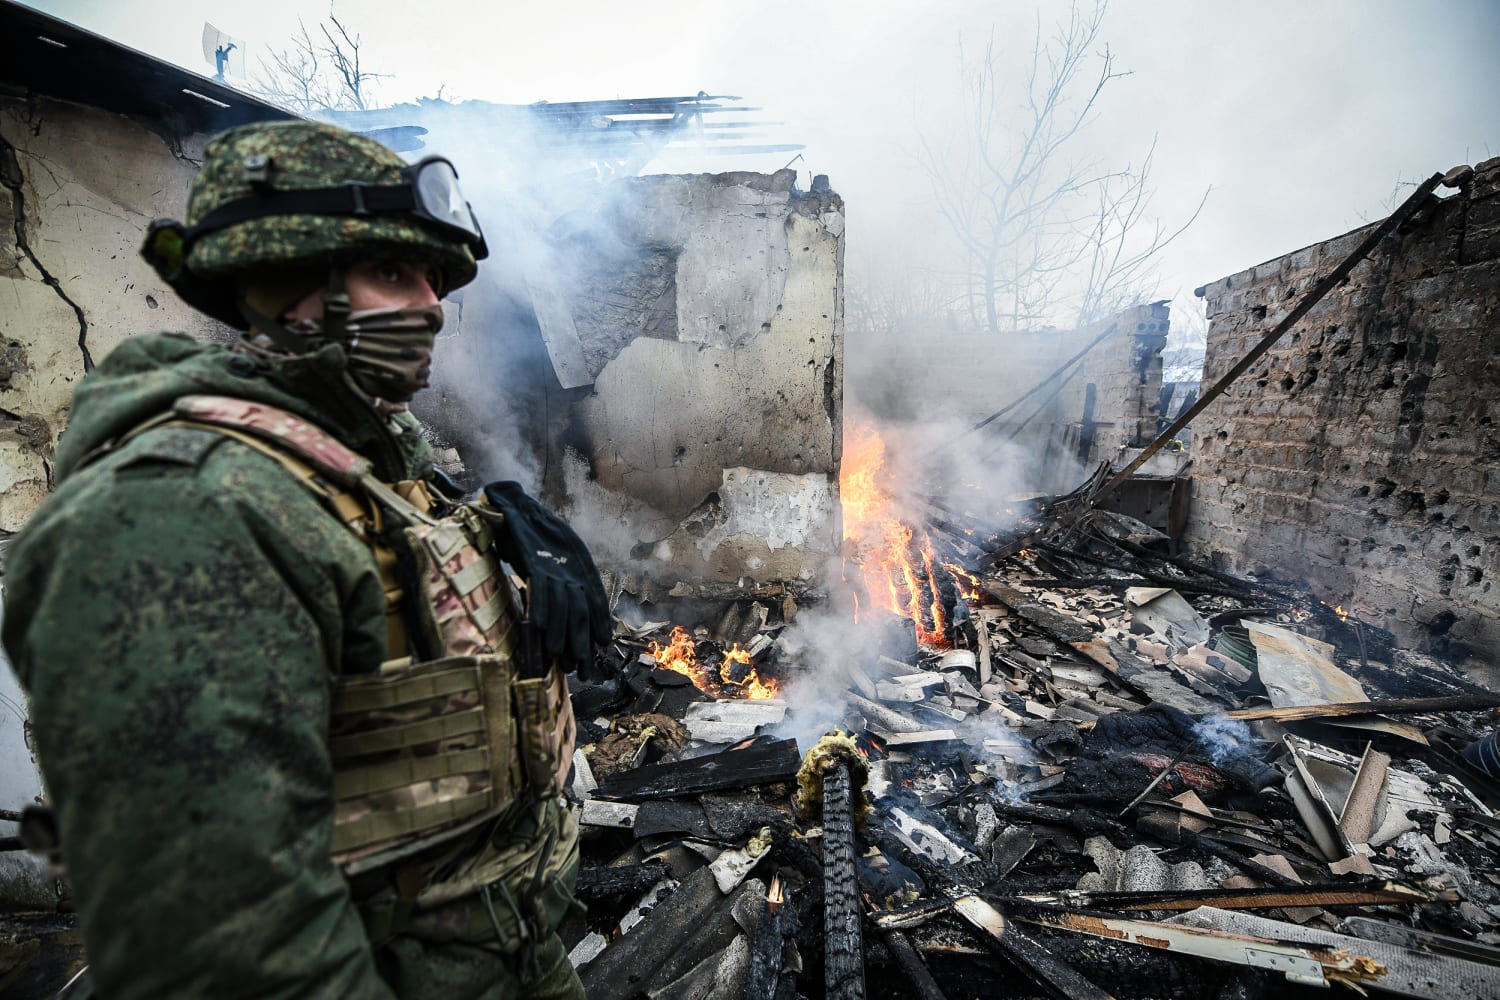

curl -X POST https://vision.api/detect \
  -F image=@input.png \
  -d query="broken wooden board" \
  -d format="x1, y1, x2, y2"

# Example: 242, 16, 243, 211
1020, 907, 1383, 989
1017, 879, 1431, 912
950, 894, 1116, 1000
1224, 693, 1500, 722
883, 730, 959, 747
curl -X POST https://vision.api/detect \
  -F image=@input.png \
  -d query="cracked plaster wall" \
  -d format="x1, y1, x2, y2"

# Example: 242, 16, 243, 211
0, 97, 221, 532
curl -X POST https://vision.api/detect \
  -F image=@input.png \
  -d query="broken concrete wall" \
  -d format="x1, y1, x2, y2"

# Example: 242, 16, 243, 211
1186, 156, 1500, 665
430, 170, 844, 593
0, 96, 222, 532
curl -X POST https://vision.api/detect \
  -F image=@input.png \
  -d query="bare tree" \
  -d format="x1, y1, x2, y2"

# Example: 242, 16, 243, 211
251, 8, 389, 114
318, 14, 385, 111
918, 0, 1204, 333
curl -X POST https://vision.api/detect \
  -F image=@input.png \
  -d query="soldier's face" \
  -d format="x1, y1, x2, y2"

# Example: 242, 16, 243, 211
282, 259, 441, 321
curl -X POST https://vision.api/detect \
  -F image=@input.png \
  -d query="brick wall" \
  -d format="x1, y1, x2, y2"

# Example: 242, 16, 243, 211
1187, 157, 1500, 665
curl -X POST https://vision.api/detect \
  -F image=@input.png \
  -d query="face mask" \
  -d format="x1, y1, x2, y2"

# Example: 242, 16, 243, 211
340, 304, 445, 403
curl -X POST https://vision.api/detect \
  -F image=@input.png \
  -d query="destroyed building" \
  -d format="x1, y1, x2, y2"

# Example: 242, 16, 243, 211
3, 2, 1500, 998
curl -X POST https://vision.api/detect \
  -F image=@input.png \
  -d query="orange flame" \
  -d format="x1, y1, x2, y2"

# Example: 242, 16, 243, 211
647, 626, 779, 700
1322, 601, 1351, 623
841, 421, 971, 648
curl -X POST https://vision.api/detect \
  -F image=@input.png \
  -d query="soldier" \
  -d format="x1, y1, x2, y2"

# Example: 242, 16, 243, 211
2, 121, 611, 998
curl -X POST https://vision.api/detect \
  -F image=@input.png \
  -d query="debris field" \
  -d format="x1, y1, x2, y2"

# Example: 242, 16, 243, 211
563, 505, 1500, 1000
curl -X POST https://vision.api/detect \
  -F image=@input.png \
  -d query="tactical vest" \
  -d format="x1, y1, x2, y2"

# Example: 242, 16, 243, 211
121, 395, 578, 911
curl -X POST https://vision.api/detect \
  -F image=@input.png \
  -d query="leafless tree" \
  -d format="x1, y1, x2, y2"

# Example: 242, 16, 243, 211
918, 0, 1205, 334
251, 8, 389, 114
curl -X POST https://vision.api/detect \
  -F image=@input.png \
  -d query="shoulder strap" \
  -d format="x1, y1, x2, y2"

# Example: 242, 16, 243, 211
169, 395, 372, 486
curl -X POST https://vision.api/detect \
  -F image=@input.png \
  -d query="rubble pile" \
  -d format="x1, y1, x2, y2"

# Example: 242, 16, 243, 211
564, 510, 1500, 999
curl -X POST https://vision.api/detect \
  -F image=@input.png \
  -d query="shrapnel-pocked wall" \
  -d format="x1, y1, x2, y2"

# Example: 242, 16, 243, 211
1187, 157, 1500, 665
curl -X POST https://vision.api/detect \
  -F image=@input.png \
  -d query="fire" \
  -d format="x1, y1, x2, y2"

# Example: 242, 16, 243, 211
647, 626, 779, 700
1322, 601, 1351, 623
841, 421, 972, 648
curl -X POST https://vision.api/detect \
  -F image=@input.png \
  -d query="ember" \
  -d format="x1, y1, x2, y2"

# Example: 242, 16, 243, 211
648, 626, 779, 700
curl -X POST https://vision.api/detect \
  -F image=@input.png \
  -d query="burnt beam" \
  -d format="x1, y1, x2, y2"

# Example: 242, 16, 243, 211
823, 760, 865, 1000
594, 738, 801, 801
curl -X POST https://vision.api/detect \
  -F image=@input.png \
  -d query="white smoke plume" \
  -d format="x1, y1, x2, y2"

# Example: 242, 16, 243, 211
1190, 714, 1254, 767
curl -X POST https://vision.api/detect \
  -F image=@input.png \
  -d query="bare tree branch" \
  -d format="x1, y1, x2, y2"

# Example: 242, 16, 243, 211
248, 6, 391, 114
916, 0, 1206, 335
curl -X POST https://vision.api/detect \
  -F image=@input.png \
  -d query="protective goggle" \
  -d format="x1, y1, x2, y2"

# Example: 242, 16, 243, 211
180, 156, 489, 260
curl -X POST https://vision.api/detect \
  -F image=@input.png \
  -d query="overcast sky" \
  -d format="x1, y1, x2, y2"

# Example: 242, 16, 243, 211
23, 0, 1500, 335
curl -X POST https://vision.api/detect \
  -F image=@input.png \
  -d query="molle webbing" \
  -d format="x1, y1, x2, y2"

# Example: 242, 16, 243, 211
328, 655, 516, 861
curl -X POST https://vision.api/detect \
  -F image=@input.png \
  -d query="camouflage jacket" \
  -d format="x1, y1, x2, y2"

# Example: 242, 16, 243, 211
1, 332, 521, 998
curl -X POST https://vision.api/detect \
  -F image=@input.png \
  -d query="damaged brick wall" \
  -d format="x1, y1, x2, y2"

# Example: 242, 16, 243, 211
848, 302, 1169, 497
1187, 156, 1500, 665
0, 96, 221, 533
1031, 301, 1171, 474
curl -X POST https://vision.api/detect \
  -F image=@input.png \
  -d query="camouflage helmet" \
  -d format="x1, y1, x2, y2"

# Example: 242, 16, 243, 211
142, 120, 485, 328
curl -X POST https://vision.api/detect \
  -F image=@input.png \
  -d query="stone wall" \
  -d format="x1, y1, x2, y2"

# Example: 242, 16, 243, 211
1187, 158, 1500, 665
1028, 302, 1170, 476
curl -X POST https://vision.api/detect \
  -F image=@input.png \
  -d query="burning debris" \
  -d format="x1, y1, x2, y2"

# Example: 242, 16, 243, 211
561, 500, 1500, 999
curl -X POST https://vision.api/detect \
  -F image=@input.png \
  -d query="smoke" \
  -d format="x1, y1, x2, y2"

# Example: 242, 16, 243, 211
765, 584, 884, 751
1190, 714, 1254, 767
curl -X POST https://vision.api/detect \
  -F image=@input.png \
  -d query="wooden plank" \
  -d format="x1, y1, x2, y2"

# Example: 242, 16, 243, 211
950, 895, 1116, 1000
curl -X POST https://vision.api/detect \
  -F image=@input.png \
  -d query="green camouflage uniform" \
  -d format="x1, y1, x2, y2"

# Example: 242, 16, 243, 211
1, 123, 584, 999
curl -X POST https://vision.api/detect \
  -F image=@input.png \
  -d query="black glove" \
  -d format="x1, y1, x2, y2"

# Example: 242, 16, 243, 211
482, 481, 613, 676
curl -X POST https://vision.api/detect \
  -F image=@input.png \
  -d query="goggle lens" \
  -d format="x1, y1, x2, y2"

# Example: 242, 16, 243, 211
414, 160, 479, 241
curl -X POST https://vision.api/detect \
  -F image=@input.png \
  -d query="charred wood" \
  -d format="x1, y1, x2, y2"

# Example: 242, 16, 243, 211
574, 859, 674, 902
1224, 693, 1500, 722
879, 926, 949, 1000
1022, 576, 1245, 599
823, 761, 866, 1000
745, 881, 792, 1000
950, 894, 1116, 1000
593, 738, 801, 801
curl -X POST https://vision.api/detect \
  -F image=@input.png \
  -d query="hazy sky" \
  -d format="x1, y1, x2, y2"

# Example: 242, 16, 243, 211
23, 0, 1500, 333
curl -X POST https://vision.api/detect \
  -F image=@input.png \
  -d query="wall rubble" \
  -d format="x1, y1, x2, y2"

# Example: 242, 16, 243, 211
1187, 157, 1500, 665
